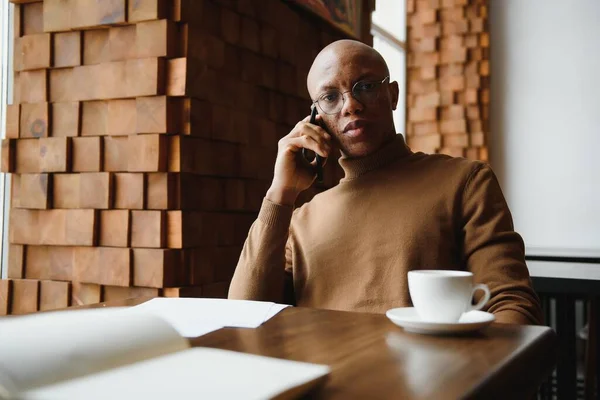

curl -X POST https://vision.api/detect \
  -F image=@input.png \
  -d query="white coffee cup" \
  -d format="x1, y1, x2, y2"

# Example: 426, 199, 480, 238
407, 270, 491, 323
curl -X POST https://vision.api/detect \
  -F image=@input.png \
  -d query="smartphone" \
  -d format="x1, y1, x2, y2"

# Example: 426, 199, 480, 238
302, 105, 324, 184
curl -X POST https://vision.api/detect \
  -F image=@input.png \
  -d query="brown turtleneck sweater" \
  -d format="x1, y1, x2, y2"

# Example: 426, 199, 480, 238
228, 135, 543, 325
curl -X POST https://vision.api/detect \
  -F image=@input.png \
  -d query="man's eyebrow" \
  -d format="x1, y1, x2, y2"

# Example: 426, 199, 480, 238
317, 83, 337, 92
353, 73, 378, 82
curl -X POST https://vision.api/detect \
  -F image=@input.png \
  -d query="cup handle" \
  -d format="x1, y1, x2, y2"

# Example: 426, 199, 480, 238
470, 283, 491, 311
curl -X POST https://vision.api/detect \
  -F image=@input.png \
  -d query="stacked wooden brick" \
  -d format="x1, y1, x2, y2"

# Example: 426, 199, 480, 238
405, 0, 489, 160
0, 0, 351, 315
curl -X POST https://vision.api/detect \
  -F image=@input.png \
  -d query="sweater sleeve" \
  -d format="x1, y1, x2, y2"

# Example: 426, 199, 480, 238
228, 198, 295, 303
461, 163, 543, 325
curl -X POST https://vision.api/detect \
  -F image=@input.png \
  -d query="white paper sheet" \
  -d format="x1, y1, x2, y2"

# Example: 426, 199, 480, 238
0, 308, 188, 394
21, 348, 330, 400
129, 298, 291, 337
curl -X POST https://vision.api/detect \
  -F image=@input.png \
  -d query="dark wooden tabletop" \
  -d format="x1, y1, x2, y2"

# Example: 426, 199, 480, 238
76, 297, 558, 399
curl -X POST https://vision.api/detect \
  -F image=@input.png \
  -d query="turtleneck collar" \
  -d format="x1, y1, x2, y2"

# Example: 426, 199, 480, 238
338, 134, 412, 182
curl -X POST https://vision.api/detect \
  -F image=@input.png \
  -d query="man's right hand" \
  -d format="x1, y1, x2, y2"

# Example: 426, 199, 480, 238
266, 115, 332, 206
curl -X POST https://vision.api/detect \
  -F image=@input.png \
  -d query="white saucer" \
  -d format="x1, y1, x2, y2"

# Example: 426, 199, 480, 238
385, 307, 495, 335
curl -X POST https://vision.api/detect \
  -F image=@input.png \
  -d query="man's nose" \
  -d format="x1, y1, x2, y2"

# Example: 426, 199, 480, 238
341, 91, 364, 116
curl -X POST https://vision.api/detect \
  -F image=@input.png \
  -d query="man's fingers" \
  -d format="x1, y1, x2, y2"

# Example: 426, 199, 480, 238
282, 135, 330, 159
310, 154, 328, 168
297, 121, 332, 152
287, 119, 331, 142
302, 135, 330, 158
280, 120, 332, 154
304, 122, 331, 140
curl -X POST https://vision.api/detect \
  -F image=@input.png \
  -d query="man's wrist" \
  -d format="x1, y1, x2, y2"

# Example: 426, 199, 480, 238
266, 186, 299, 206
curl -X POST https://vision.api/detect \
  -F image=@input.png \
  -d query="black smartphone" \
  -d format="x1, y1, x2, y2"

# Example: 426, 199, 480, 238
302, 105, 324, 184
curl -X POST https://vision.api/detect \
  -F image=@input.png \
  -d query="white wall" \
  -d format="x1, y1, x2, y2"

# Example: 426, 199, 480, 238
489, 0, 600, 252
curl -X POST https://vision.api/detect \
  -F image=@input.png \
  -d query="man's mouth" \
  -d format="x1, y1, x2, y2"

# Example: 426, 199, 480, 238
343, 120, 368, 137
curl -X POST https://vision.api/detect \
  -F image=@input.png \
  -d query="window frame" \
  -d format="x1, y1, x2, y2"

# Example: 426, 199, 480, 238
371, 22, 406, 52
370, 3, 407, 137
0, 0, 14, 278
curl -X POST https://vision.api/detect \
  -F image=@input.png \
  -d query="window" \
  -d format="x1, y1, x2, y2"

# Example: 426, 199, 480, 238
0, 0, 14, 278
371, 0, 406, 137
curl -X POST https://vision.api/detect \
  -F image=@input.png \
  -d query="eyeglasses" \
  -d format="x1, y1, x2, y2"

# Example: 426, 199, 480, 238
312, 76, 390, 115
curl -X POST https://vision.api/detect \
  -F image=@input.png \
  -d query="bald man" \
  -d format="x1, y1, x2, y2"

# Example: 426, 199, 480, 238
229, 40, 542, 325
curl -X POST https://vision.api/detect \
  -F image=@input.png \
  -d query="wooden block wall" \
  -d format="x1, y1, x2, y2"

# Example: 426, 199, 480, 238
1, 0, 358, 314
405, 0, 489, 161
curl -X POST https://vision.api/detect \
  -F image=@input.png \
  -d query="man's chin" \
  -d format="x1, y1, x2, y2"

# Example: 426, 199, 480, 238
340, 140, 381, 158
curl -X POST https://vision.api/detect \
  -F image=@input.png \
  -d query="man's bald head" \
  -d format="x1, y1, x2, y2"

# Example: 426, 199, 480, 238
304, 39, 399, 158
307, 40, 389, 98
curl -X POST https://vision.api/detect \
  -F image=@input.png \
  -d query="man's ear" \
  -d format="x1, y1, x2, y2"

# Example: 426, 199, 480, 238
388, 81, 399, 111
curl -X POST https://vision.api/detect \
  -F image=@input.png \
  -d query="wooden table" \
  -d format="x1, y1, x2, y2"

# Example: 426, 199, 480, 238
81, 297, 558, 399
